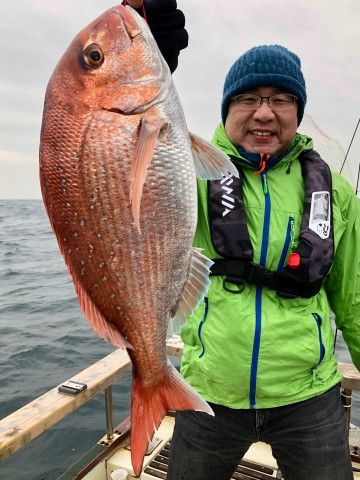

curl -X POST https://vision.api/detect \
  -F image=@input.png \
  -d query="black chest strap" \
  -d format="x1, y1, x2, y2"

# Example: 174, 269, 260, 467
207, 150, 334, 299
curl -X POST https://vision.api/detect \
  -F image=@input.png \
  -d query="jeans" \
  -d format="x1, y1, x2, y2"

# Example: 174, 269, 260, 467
167, 385, 353, 480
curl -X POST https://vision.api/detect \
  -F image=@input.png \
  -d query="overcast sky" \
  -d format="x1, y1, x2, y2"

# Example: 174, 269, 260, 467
0, 0, 359, 199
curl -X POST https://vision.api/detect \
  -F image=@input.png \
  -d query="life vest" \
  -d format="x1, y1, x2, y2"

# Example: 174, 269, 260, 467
208, 149, 334, 299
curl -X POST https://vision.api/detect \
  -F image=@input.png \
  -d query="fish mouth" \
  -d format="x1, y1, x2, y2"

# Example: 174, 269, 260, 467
102, 105, 153, 116
103, 107, 127, 115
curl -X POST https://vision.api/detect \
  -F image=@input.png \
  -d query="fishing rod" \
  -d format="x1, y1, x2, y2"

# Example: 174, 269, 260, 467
334, 117, 360, 353
355, 162, 360, 195
346, 118, 360, 196
339, 117, 360, 176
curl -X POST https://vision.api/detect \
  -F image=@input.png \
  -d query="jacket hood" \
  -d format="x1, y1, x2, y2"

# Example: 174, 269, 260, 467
211, 122, 313, 171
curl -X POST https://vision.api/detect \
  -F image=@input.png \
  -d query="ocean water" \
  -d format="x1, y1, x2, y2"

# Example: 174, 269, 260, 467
0, 199, 129, 480
0, 199, 358, 480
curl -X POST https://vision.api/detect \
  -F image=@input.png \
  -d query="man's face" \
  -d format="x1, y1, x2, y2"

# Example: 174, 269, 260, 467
224, 86, 298, 157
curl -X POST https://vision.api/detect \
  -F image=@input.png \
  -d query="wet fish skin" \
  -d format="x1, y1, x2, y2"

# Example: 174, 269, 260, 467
39, 5, 237, 476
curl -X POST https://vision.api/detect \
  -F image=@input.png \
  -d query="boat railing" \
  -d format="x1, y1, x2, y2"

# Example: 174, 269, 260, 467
0, 335, 359, 463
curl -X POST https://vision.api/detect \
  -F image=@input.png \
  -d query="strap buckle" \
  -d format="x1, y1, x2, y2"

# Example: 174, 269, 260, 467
246, 263, 277, 290
223, 277, 246, 294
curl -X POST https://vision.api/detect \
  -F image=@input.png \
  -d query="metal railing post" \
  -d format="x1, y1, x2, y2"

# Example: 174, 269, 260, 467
105, 385, 114, 440
341, 388, 352, 437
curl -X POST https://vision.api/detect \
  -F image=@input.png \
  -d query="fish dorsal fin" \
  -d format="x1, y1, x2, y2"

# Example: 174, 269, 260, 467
168, 247, 213, 336
51, 231, 132, 350
190, 132, 239, 179
130, 117, 165, 233
75, 281, 132, 349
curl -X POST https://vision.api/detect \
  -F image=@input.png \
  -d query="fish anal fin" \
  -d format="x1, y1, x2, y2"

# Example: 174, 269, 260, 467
168, 247, 213, 337
130, 361, 213, 476
190, 132, 239, 179
130, 117, 165, 233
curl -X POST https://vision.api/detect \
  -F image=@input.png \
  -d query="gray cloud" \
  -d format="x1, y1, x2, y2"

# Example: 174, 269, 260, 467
1, 0, 359, 198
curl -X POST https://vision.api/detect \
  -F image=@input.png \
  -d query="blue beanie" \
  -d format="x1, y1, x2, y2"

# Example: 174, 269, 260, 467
221, 45, 306, 125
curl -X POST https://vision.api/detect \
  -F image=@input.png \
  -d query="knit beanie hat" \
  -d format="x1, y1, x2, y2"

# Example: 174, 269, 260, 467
221, 45, 307, 125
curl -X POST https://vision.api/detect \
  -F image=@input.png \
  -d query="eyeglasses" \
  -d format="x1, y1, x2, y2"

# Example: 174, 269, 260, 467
231, 93, 297, 111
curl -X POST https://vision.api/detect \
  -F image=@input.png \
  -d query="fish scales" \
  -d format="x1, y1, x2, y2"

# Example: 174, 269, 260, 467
40, 5, 238, 476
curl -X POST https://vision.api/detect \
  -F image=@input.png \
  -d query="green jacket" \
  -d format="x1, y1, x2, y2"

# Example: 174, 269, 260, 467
180, 123, 360, 409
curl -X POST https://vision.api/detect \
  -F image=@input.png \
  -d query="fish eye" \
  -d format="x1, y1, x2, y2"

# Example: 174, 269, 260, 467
83, 44, 104, 68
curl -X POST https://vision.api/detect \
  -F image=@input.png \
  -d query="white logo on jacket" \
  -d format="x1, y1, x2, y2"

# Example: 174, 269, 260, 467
220, 176, 235, 217
309, 191, 331, 239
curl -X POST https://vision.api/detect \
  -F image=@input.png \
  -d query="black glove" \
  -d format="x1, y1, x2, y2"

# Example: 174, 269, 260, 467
123, 0, 188, 73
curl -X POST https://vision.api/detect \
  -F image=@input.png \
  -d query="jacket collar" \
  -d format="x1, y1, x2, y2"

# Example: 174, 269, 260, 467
211, 122, 313, 172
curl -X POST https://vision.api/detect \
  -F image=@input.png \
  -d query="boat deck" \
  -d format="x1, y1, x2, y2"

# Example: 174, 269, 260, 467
1, 337, 360, 479
59, 413, 282, 479
59, 413, 360, 480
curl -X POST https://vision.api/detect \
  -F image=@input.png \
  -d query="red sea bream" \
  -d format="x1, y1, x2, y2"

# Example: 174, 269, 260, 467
39, 5, 238, 476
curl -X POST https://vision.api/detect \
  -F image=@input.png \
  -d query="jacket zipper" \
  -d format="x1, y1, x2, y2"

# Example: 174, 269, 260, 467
310, 313, 325, 383
250, 173, 271, 407
277, 217, 295, 271
198, 297, 208, 358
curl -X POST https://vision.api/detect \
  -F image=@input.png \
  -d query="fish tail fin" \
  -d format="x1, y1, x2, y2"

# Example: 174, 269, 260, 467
130, 361, 213, 476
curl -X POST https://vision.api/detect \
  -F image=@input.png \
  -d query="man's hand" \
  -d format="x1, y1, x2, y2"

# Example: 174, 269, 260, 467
123, 0, 188, 73
126, 0, 143, 8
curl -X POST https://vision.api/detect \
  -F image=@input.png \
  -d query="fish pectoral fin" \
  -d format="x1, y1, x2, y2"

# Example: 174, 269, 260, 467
168, 247, 213, 336
190, 131, 239, 179
130, 117, 165, 233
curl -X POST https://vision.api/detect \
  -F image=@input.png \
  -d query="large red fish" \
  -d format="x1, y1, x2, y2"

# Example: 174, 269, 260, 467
39, 5, 237, 476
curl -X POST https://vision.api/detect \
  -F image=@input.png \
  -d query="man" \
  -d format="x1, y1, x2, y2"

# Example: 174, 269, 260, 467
126, 1, 360, 479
